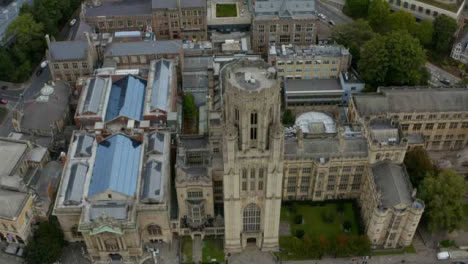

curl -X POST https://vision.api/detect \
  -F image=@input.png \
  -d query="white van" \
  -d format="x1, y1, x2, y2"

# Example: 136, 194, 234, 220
436, 251, 450, 260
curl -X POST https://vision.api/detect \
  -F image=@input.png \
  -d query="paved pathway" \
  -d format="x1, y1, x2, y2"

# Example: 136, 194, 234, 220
229, 247, 277, 264
193, 235, 202, 263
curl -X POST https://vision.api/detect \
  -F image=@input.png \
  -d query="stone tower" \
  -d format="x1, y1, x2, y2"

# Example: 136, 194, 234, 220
222, 60, 284, 252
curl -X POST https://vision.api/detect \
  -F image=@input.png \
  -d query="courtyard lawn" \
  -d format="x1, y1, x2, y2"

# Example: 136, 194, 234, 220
202, 237, 225, 263
216, 4, 237, 17
280, 201, 361, 237
182, 236, 193, 263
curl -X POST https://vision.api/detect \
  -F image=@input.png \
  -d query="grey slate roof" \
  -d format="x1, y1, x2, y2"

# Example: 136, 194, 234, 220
285, 79, 342, 93
353, 87, 468, 117
64, 163, 88, 205
147, 132, 165, 154
255, 0, 316, 20
104, 40, 182, 57
152, 0, 205, 9
49, 41, 88, 61
85, 0, 152, 17
140, 160, 165, 202
21, 82, 70, 132
74, 134, 94, 158
0, 189, 28, 219
82, 77, 107, 115
284, 137, 368, 158
0, 139, 27, 176
151, 60, 171, 112
371, 162, 413, 208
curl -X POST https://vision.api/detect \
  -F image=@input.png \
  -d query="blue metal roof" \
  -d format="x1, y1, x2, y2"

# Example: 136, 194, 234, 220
105, 75, 146, 121
88, 134, 142, 197
150, 60, 171, 112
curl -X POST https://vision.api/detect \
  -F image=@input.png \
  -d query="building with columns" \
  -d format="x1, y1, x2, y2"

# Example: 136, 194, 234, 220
221, 59, 284, 252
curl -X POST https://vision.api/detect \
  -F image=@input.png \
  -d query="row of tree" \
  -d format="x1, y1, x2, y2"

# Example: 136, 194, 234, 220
0, 0, 83, 82
284, 234, 371, 259
335, 0, 458, 90
404, 147, 467, 232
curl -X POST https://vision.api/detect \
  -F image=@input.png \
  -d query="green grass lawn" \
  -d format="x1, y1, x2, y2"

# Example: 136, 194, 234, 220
0, 107, 7, 124
216, 4, 237, 17
202, 237, 225, 263
182, 236, 193, 263
371, 245, 416, 256
281, 201, 360, 237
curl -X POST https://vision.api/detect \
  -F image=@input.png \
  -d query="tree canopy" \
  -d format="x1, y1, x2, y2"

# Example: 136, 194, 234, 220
23, 217, 66, 264
367, 0, 390, 33
343, 0, 369, 19
432, 15, 458, 54
404, 147, 437, 188
419, 170, 466, 232
283, 109, 295, 126
358, 31, 427, 89
387, 10, 417, 34
415, 20, 434, 48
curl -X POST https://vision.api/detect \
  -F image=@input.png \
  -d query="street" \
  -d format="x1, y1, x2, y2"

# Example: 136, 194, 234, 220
315, 0, 353, 25
426, 62, 461, 87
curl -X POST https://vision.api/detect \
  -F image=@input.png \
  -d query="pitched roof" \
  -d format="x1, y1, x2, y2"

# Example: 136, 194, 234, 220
49, 41, 88, 61
255, 0, 316, 20
104, 40, 182, 57
88, 134, 143, 197
150, 60, 172, 112
0, 189, 28, 219
85, 0, 152, 17
152, 0, 205, 9
372, 162, 413, 208
0, 139, 28, 176
105, 75, 146, 121
353, 87, 468, 117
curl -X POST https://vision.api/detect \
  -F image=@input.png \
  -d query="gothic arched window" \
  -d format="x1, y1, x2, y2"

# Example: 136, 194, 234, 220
243, 203, 261, 232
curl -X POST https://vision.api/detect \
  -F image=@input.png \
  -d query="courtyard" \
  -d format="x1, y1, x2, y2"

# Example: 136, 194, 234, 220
216, 4, 237, 18
202, 237, 224, 263
277, 200, 369, 260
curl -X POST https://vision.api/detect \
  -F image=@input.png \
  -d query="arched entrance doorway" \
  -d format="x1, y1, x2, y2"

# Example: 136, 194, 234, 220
246, 237, 256, 245
109, 253, 122, 261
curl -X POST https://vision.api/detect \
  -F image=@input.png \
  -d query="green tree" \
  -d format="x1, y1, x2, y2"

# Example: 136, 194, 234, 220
5, 13, 45, 63
358, 31, 427, 89
388, 10, 417, 34
183, 93, 198, 120
432, 15, 458, 54
282, 109, 295, 125
331, 19, 375, 66
404, 147, 437, 187
32, 0, 64, 36
0, 48, 14, 81
415, 20, 434, 47
23, 217, 65, 264
343, 0, 369, 19
367, 0, 390, 33
419, 170, 466, 232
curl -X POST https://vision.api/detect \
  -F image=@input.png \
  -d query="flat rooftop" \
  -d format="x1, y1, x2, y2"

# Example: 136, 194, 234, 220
0, 139, 28, 176
85, 0, 152, 17
285, 79, 342, 93
271, 44, 349, 59
229, 66, 275, 91
207, 0, 251, 26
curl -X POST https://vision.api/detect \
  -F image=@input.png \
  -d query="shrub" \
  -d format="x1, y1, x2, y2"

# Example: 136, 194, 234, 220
337, 203, 345, 215
343, 220, 352, 233
295, 229, 305, 239
321, 211, 334, 223
295, 215, 303, 225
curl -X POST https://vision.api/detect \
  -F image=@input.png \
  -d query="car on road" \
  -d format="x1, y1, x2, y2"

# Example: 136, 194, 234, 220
40, 60, 48, 69
0, 98, 8, 104
328, 20, 336, 26
36, 68, 43, 76
318, 13, 326, 19
437, 251, 450, 260
440, 78, 451, 85
69, 18, 77, 26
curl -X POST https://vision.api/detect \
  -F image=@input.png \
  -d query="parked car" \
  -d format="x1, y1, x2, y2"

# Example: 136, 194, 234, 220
440, 78, 451, 85
437, 251, 450, 260
318, 13, 326, 19
0, 98, 8, 104
69, 18, 77, 26
328, 20, 336, 26
40, 60, 48, 69
36, 68, 43, 76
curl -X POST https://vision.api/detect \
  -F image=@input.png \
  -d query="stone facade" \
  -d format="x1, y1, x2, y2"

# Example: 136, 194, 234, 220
221, 59, 284, 252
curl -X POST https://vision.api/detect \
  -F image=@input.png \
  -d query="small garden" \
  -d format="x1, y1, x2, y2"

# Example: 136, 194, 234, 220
181, 236, 193, 263
276, 200, 370, 260
216, 4, 237, 18
202, 236, 225, 263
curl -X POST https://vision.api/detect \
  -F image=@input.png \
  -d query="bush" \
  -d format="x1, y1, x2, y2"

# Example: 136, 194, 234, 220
295, 229, 305, 239
337, 203, 345, 215
343, 220, 352, 233
295, 215, 303, 225
282, 109, 295, 125
321, 211, 334, 223
440, 239, 457, 248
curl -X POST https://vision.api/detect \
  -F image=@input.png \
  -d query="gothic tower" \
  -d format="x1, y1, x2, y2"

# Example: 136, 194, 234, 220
222, 60, 284, 252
